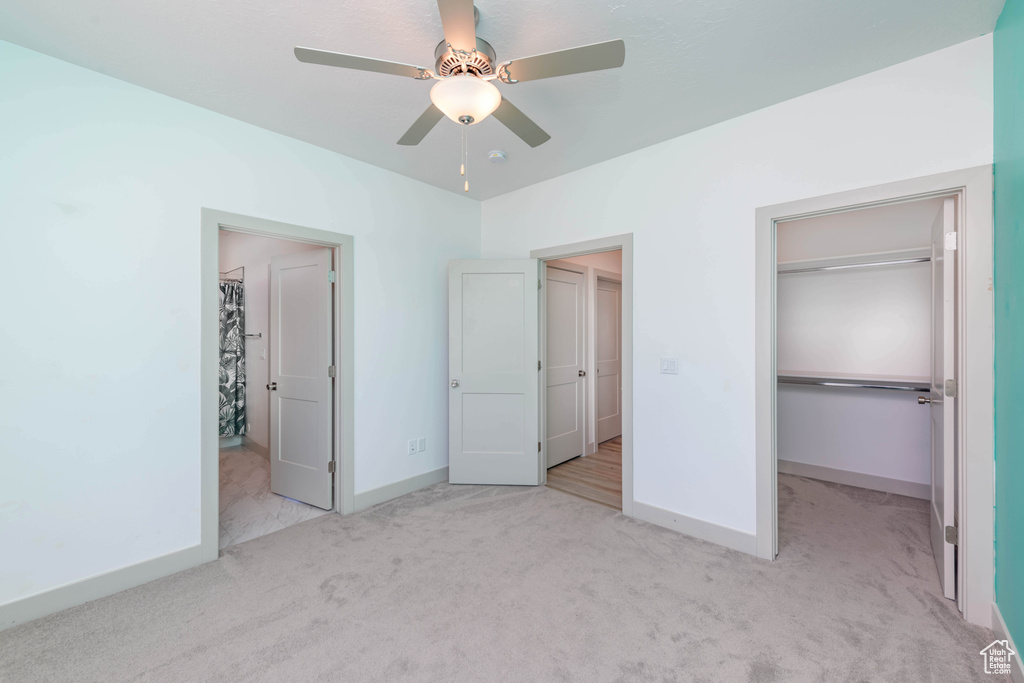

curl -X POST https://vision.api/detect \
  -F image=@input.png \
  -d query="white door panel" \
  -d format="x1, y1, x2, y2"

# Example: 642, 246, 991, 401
929, 197, 956, 600
596, 279, 622, 443
270, 247, 333, 510
546, 267, 585, 467
449, 260, 540, 485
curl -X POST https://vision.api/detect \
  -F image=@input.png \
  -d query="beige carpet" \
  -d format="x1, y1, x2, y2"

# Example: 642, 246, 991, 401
0, 475, 998, 682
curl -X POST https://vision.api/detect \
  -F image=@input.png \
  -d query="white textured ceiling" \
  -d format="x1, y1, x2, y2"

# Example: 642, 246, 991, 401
0, 0, 1003, 199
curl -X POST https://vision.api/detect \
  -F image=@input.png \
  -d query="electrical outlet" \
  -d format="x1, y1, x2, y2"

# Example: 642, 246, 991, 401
418, 437, 426, 452
407, 439, 417, 455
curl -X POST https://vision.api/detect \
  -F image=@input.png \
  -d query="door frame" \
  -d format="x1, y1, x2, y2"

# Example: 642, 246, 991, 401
754, 166, 994, 627
531, 235, 634, 516
200, 209, 356, 562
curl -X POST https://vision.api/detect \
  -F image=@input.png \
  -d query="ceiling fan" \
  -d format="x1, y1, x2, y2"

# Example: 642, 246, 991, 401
294, 0, 625, 189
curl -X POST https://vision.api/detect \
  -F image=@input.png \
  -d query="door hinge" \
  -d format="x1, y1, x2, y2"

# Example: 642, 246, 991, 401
328, 460, 336, 474
944, 232, 958, 251
328, 365, 336, 378
538, 279, 542, 290
328, 270, 336, 283
944, 378, 958, 398
538, 360, 542, 371
945, 524, 958, 545
538, 441, 542, 452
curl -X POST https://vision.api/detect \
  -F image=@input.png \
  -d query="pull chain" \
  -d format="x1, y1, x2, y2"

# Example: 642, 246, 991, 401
461, 123, 469, 192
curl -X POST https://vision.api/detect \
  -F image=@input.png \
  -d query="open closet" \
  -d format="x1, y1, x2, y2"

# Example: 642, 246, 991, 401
775, 195, 958, 596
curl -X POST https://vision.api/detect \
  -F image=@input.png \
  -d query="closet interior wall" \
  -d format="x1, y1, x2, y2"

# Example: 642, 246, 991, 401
776, 199, 943, 498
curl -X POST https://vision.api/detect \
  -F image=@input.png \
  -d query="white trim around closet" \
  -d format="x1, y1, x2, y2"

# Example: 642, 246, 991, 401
754, 166, 994, 628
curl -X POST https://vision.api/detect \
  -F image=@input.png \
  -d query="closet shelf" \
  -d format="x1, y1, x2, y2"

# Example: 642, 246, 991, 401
777, 247, 930, 275
777, 373, 930, 392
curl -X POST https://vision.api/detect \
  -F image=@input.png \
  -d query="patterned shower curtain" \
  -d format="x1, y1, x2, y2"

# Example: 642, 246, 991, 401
219, 280, 247, 436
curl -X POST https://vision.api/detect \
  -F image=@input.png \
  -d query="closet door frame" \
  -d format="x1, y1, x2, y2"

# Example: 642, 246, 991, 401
754, 166, 994, 628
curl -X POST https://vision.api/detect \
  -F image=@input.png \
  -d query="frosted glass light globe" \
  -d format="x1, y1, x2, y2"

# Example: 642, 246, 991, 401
430, 74, 501, 124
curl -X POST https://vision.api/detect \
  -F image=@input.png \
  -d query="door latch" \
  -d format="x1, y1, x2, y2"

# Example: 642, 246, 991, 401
945, 379, 958, 398
266, 382, 277, 391
578, 370, 587, 377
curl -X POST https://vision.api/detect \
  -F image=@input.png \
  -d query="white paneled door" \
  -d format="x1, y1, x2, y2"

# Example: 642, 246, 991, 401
269, 247, 334, 510
929, 197, 956, 601
449, 260, 541, 485
596, 278, 622, 443
545, 267, 585, 467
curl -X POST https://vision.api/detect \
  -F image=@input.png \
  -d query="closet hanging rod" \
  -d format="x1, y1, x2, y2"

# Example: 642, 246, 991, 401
244, 332, 262, 339
777, 375, 929, 392
219, 265, 244, 280
778, 256, 930, 276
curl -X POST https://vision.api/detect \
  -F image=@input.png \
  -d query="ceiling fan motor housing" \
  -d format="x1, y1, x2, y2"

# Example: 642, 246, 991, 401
434, 38, 496, 77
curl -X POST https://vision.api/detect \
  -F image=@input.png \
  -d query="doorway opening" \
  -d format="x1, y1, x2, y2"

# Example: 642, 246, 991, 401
217, 230, 334, 548
542, 251, 624, 510
531, 235, 633, 515
774, 196, 952, 587
754, 167, 994, 627
201, 210, 355, 562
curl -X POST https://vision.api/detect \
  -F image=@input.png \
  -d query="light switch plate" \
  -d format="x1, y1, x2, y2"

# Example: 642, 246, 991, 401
660, 358, 679, 375
418, 437, 426, 452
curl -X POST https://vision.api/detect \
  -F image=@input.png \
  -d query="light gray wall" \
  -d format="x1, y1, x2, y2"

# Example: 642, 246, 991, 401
0, 39, 480, 608
480, 36, 993, 534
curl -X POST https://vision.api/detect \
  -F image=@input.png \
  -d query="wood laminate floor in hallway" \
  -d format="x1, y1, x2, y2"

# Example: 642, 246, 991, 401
545, 437, 622, 510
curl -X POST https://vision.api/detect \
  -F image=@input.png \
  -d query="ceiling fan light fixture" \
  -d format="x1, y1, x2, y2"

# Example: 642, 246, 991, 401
430, 74, 501, 125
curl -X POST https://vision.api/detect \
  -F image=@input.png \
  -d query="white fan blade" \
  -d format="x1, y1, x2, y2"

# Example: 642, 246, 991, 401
397, 105, 445, 146
503, 39, 625, 83
436, 0, 477, 53
492, 98, 550, 148
295, 47, 428, 79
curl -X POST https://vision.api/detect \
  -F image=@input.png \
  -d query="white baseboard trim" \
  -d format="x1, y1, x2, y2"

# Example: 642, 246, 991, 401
218, 435, 242, 447
242, 436, 269, 459
632, 501, 757, 556
778, 459, 930, 500
992, 603, 1024, 683
0, 544, 206, 632
353, 466, 449, 512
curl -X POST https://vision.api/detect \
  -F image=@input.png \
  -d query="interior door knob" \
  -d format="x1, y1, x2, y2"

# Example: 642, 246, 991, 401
267, 382, 277, 391
451, 379, 460, 388
578, 370, 586, 377
917, 396, 931, 404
